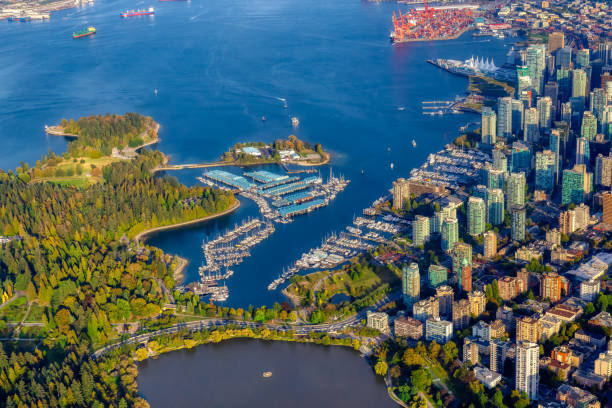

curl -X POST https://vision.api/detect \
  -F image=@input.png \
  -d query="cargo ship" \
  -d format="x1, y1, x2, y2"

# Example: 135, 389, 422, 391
73, 27, 96, 39
121, 7, 154, 17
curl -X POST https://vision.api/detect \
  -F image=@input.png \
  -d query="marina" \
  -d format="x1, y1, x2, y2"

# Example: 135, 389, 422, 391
267, 198, 407, 291
192, 166, 350, 300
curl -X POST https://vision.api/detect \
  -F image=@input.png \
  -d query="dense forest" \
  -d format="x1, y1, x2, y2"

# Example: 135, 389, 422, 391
0, 116, 236, 406
61, 113, 156, 156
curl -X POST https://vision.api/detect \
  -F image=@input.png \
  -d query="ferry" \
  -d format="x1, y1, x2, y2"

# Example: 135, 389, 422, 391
262, 372, 272, 378
121, 7, 154, 17
73, 27, 96, 39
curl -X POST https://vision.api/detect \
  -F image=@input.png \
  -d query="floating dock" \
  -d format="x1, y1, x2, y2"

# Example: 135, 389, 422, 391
204, 169, 255, 191
257, 176, 301, 191
278, 198, 327, 218
272, 191, 314, 208
243, 170, 289, 184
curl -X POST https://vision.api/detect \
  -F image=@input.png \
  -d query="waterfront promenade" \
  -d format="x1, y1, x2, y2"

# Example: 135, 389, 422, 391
92, 292, 398, 359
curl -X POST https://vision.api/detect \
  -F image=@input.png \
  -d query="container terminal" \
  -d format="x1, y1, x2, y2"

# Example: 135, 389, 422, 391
390, 2, 476, 43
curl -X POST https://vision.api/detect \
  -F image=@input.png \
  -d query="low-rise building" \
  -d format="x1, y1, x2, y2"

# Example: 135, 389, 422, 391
474, 366, 502, 389
394, 316, 423, 340
366, 311, 389, 332
472, 321, 490, 341
546, 304, 582, 323
589, 311, 612, 329
573, 330, 607, 348
556, 384, 600, 408
539, 314, 562, 340
571, 370, 606, 390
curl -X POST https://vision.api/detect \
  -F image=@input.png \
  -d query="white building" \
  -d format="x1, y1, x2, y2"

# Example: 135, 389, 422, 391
580, 280, 601, 302
425, 318, 453, 344
366, 311, 389, 333
472, 321, 491, 341
516, 340, 539, 401
474, 366, 502, 389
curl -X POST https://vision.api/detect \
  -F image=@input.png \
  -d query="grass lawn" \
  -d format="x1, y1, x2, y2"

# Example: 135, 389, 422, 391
469, 75, 514, 98
0, 296, 28, 322
33, 176, 99, 188
25, 303, 46, 323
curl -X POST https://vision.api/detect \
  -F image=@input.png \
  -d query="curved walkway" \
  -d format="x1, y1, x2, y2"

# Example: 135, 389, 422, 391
134, 199, 240, 243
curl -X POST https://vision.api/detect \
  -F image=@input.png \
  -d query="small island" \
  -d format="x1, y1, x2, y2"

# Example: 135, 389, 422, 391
222, 135, 330, 166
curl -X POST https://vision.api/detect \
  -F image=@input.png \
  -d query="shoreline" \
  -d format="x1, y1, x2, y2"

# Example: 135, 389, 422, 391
173, 256, 189, 284
134, 199, 241, 243
152, 151, 331, 173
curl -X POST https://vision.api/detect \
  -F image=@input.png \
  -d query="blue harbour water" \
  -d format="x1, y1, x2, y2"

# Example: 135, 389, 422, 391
0, 0, 514, 310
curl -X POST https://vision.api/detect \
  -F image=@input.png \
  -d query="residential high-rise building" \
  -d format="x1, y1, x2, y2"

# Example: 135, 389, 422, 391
572, 69, 587, 103
463, 337, 479, 366
394, 316, 423, 339
452, 242, 472, 276
484, 166, 505, 190
412, 215, 430, 247
602, 191, 612, 224
511, 98, 524, 135
516, 341, 540, 401
581, 111, 597, 140
517, 317, 541, 343
472, 184, 487, 202
490, 339, 509, 374
559, 209, 576, 235
435, 285, 454, 318
459, 261, 472, 293
468, 290, 486, 317
486, 188, 504, 225
535, 150, 555, 193
483, 230, 497, 258
548, 32, 564, 53
546, 228, 561, 248
575, 137, 590, 166
441, 218, 458, 252
428, 265, 448, 288
507, 172, 526, 208
402, 263, 420, 307
452, 299, 471, 330
537, 96, 553, 131
511, 142, 531, 173
523, 107, 540, 144
556, 47, 572, 68
392, 178, 410, 209
561, 164, 592, 205
541, 272, 566, 302
425, 318, 453, 344
549, 129, 561, 186
413, 297, 439, 322
594, 350, 612, 379
467, 196, 486, 236
366, 311, 389, 332
481, 107, 497, 145
595, 153, 612, 187
544, 82, 559, 120
511, 205, 526, 242
573, 203, 590, 231
590, 87, 607, 126
498, 276, 520, 301
561, 101, 572, 123
526, 44, 546, 95
493, 148, 508, 172
575, 48, 590, 69
598, 41, 610, 65
497, 97, 513, 139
